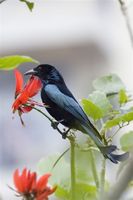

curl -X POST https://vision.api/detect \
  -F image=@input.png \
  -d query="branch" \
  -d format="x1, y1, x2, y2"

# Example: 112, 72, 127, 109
106, 153, 133, 200
89, 149, 99, 189
118, 0, 133, 48
0, 0, 6, 4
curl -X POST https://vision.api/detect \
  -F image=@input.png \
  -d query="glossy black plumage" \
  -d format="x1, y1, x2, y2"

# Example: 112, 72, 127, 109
25, 64, 129, 163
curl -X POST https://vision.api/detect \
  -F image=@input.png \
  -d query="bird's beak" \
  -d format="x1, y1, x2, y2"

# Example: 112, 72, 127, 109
24, 69, 37, 76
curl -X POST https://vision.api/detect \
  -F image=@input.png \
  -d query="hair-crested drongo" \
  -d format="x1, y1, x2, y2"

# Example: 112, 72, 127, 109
25, 64, 129, 163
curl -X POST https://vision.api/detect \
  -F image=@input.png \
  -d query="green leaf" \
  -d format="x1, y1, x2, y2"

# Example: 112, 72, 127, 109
93, 74, 125, 95
104, 111, 133, 129
75, 183, 96, 200
37, 148, 99, 199
0, 55, 38, 70
119, 89, 128, 105
88, 91, 112, 116
82, 99, 103, 120
121, 112, 133, 122
19, 0, 34, 11
38, 154, 70, 186
120, 131, 133, 151
104, 117, 122, 129
55, 183, 96, 200
55, 186, 69, 200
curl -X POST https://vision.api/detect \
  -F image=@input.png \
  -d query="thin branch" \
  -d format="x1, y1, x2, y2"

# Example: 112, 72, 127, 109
107, 127, 121, 143
118, 0, 133, 48
106, 154, 133, 200
89, 149, 100, 190
99, 159, 106, 200
69, 136, 76, 200
52, 148, 70, 169
0, 0, 6, 4
31, 106, 67, 137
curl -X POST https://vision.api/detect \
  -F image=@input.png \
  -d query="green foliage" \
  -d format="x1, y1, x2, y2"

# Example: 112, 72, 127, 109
56, 183, 96, 200
0, 55, 38, 70
119, 89, 128, 105
104, 117, 122, 129
38, 148, 99, 200
88, 91, 112, 116
38, 154, 70, 186
104, 111, 133, 129
93, 74, 125, 95
82, 99, 103, 120
82, 90, 113, 121
121, 111, 133, 122
19, 0, 34, 11
120, 131, 133, 151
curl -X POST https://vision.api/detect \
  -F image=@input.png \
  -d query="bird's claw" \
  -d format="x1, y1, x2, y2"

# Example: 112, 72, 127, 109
51, 120, 70, 139
51, 119, 64, 129
61, 128, 71, 139
51, 121, 58, 129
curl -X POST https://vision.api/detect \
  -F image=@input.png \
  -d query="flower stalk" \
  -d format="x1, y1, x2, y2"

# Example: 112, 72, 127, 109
68, 135, 76, 200
89, 149, 99, 190
99, 158, 106, 200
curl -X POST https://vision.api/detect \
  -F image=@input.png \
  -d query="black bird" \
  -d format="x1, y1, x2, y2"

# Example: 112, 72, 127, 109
25, 64, 128, 163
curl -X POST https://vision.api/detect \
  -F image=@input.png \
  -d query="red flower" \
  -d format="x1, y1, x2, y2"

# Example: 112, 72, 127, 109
13, 168, 56, 200
12, 70, 42, 114
14, 69, 23, 97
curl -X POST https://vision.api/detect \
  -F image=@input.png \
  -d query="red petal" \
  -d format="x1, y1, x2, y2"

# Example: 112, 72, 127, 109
24, 76, 42, 98
12, 75, 41, 112
22, 169, 34, 192
14, 70, 23, 96
36, 174, 51, 192
36, 186, 56, 200
30, 172, 37, 191
12, 92, 29, 111
21, 168, 29, 192
13, 169, 24, 193
36, 193, 48, 200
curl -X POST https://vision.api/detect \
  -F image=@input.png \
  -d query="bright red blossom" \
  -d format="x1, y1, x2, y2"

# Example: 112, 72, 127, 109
13, 168, 56, 200
15, 69, 23, 96
12, 70, 42, 114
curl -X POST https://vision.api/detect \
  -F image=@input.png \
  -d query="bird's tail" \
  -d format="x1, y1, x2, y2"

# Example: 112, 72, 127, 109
82, 124, 129, 163
99, 145, 129, 164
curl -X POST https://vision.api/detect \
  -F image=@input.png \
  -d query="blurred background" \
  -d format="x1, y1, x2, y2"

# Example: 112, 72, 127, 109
0, 0, 133, 199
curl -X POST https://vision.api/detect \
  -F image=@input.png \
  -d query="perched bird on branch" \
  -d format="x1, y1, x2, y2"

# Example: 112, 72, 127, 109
25, 64, 128, 163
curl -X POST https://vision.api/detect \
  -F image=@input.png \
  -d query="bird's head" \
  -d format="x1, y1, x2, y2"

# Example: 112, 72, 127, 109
24, 64, 64, 83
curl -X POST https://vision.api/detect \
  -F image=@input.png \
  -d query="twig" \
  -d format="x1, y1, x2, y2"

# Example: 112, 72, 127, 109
89, 149, 99, 190
106, 154, 133, 200
31, 106, 66, 137
107, 127, 121, 143
118, 0, 133, 48
69, 136, 76, 200
99, 159, 106, 200
52, 148, 70, 169
0, 0, 6, 4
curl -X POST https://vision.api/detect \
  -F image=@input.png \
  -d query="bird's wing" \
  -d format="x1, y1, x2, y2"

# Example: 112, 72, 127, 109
45, 84, 102, 140
45, 84, 88, 123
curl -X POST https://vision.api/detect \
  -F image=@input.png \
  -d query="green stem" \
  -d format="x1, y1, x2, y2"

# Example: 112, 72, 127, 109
30, 106, 64, 136
99, 158, 106, 200
69, 136, 76, 200
89, 149, 99, 189
31, 106, 53, 122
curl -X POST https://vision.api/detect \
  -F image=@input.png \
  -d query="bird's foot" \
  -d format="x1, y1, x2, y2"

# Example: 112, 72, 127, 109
51, 119, 64, 129
62, 128, 71, 139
